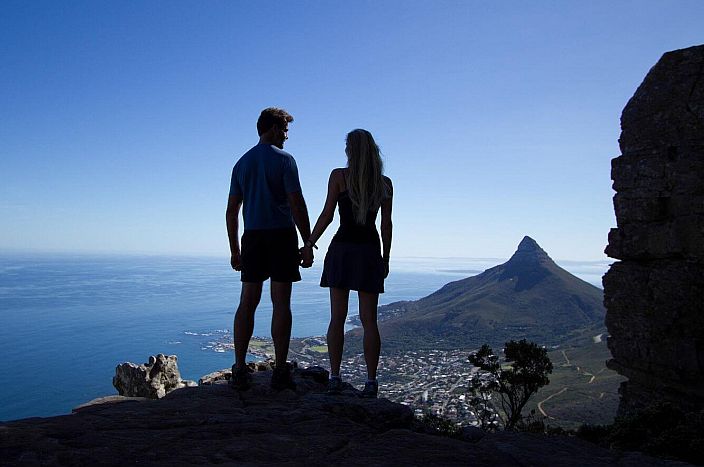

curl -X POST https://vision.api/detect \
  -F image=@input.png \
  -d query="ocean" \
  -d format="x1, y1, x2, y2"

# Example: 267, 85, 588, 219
0, 253, 609, 422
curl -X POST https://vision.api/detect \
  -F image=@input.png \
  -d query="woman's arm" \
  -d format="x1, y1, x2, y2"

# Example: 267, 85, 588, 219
307, 169, 343, 249
380, 177, 393, 278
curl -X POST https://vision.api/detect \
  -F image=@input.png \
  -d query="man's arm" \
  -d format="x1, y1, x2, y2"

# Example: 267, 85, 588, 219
287, 191, 313, 267
226, 194, 243, 270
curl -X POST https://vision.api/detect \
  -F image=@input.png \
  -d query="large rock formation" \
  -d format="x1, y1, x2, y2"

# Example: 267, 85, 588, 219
604, 45, 704, 414
0, 368, 676, 466
113, 354, 196, 399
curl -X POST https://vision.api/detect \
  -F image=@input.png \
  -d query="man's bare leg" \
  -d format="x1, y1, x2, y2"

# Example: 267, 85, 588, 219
270, 281, 293, 367
327, 287, 350, 377
234, 282, 263, 370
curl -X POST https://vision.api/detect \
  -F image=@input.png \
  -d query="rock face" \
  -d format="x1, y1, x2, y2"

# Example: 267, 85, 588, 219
0, 368, 676, 466
112, 354, 196, 399
604, 45, 704, 414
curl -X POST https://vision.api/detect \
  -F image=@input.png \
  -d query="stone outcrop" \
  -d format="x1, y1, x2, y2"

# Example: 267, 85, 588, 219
112, 354, 196, 399
603, 45, 704, 414
0, 368, 679, 466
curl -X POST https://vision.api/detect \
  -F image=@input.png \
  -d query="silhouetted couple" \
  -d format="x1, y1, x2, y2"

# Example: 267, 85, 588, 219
226, 107, 393, 398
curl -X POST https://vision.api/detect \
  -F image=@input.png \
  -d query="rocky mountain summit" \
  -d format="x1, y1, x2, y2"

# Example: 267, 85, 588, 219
353, 236, 605, 352
0, 367, 681, 466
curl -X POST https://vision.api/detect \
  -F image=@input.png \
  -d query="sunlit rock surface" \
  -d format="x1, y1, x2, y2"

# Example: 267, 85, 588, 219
112, 353, 196, 399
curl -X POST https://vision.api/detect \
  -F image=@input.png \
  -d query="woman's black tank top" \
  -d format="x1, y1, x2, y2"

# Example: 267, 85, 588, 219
331, 191, 380, 246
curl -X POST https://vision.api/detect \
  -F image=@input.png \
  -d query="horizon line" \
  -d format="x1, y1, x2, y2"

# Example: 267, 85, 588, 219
0, 248, 613, 264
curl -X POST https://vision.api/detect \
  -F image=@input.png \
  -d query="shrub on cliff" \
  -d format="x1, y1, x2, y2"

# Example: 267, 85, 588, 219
468, 339, 553, 430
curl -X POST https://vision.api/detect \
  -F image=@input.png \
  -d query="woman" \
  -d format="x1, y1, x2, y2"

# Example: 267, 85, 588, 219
303, 129, 393, 398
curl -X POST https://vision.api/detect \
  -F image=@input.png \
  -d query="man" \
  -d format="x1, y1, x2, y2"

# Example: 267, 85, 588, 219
226, 107, 314, 390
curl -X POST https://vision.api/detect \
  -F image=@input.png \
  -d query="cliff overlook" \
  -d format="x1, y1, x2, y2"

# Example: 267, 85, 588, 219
0, 368, 676, 466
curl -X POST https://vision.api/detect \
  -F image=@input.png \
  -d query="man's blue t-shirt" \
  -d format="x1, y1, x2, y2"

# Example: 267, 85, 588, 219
229, 143, 302, 230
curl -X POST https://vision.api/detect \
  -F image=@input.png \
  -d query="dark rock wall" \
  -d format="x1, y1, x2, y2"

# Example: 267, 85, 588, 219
604, 45, 704, 414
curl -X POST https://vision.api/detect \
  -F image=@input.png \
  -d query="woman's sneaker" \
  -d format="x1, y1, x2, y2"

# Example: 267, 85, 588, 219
327, 376, 343, 395
360, 380, 378, 399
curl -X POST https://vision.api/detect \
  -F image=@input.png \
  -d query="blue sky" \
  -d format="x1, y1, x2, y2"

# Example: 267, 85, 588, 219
1, 1, 702, 261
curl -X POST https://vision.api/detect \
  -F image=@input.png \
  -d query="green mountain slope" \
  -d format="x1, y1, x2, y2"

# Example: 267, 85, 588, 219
349, 236, 606, 352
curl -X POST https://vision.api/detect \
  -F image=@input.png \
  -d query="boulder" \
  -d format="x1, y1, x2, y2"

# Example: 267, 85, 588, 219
112, 354, 196, 399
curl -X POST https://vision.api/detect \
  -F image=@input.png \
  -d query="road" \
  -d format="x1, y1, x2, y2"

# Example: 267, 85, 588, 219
537, 387, 568, 419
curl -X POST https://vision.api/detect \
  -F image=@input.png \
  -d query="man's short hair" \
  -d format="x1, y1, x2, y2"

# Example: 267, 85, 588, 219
257, 107, 294, 136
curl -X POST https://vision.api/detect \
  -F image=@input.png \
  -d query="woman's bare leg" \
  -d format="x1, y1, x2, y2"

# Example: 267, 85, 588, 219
358, 291, 380, 380
327, 287, 349, 377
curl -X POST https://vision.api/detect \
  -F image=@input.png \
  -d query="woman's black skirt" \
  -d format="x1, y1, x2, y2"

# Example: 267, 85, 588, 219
320, 241, 385, 293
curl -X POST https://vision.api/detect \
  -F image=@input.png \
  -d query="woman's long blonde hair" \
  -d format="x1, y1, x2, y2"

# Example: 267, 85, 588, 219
345, 129, 388, 224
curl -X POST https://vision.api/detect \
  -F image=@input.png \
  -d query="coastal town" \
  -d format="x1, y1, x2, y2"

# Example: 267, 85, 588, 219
209, 333, 480, 425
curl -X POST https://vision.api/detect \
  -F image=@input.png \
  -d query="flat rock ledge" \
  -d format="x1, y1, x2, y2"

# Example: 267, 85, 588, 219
0, 370, 686, 466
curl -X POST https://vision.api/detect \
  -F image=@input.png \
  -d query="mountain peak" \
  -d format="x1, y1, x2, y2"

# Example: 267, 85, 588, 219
499, 237, 555, 290
517, 235, 541, 251
509, 236, 551, 262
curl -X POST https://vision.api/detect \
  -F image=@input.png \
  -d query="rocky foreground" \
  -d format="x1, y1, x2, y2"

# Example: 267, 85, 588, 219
0, 368, 685, 466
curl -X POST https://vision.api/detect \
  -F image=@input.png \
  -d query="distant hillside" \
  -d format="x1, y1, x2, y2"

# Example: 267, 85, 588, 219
528, 324, 625, 429
348, 236, 606, 352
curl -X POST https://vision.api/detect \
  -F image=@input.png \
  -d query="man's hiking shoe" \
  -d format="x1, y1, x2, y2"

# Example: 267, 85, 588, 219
360, 380, 378, 399
229, 365, 251, 391
271, 367, 296, 391
327, 376, 343, 395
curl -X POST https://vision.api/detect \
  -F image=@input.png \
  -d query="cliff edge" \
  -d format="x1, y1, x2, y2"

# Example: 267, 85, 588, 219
0, 369, 679, 466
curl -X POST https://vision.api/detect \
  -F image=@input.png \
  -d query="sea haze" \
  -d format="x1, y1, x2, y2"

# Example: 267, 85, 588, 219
0, 253, 608, 421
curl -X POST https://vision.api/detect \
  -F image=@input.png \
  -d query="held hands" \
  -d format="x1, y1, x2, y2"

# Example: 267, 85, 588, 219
300, 246, 314, 268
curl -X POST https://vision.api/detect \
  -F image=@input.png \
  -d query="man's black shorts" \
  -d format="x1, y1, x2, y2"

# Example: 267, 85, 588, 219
240, 228, 301, 283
